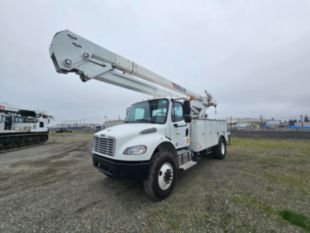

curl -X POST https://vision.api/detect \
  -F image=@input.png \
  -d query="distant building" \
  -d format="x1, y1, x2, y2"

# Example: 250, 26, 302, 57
229, 117, 261, 129
263, 120, 281, 128
235, 122, 251, 129
292, 122, 310, 129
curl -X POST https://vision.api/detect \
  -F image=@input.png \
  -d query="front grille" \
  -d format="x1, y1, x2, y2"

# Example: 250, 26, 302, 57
94, 136, 116, 156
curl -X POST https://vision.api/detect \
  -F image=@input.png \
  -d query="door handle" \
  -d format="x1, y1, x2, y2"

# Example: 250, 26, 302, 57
173, 123, 187, 128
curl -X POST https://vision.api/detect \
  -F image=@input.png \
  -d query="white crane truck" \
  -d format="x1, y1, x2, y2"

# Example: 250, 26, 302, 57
50, 30, 229, 201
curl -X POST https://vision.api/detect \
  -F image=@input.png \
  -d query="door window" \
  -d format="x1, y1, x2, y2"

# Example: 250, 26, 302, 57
172, 101, 184, 122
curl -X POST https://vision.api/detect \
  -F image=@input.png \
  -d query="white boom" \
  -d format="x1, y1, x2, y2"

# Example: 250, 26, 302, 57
49, 30, 217, 107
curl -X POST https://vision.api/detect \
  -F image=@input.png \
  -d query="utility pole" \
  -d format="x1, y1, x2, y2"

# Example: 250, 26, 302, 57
300, 114, 304, 128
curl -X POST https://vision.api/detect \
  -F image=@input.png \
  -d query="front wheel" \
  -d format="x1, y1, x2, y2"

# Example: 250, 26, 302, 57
143, 151, 177, 201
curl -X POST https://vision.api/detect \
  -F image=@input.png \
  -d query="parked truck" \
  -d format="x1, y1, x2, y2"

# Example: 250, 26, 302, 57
50, 30, 229, 201
0, 104, 51, 152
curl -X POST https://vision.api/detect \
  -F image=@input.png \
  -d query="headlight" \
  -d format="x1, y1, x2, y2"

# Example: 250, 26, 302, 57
124, 145, 147, 155
92, 137, 97, 149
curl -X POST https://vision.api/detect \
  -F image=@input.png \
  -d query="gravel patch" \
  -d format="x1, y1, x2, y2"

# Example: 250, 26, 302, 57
0, 133, 309, 232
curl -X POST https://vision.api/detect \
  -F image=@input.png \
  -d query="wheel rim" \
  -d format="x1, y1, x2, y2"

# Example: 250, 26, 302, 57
221, 142, 225, 155
158, 162, 174, 190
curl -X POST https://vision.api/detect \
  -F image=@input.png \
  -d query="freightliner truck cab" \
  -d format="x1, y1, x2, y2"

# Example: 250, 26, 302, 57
92, 97, 191, 178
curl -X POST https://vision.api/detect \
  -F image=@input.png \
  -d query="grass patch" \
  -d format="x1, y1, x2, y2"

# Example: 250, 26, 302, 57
233, 194, 310, 231
231, 137, 310, 154
232, 193, 274, 215
169, 219, 180, 231
266, 172, 309, 193
279, 210, 310, 232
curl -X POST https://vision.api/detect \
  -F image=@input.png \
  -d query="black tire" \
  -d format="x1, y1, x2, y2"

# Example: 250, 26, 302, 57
103, 172, 115, 178
143, 151, 177, 201
214, 137, 226, 160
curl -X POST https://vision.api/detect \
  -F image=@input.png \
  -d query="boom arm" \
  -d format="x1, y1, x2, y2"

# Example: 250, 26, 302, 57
49, 30, 217, 107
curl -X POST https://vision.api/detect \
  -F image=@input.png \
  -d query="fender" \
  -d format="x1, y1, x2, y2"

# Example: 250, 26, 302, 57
117, 133, 172, 161
150, 141, 178, 166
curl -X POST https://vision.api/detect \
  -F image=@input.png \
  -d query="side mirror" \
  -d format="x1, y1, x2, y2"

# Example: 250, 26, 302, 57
183, 100, 191, 123
183, 100, 191, 115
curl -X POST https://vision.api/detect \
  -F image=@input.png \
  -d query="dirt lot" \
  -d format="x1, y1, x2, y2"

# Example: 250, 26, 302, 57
0, 132, 309, 233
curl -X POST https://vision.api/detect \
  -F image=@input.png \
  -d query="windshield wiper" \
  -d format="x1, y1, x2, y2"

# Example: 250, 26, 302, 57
124, 119, 150, 123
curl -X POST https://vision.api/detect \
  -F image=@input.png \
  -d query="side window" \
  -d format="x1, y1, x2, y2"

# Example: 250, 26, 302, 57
0, 116, 3, 123
171, 102, 184, 122
40, 122, 44, 128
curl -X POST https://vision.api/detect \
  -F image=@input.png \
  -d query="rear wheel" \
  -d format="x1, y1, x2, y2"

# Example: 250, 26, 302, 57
143, 151, 177, 201
214, 137, 226, 160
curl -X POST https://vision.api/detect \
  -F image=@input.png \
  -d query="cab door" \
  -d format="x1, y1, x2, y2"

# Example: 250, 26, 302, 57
169, 101, 190, 149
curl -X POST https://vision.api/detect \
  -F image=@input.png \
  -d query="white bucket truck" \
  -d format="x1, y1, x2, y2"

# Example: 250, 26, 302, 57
50, 30, 229, 201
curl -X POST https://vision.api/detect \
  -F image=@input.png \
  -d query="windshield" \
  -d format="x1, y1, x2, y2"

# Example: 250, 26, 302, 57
125, 99, 169, 124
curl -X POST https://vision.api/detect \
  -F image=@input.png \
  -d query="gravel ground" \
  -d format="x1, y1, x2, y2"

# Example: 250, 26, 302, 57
0, 132, 309, 233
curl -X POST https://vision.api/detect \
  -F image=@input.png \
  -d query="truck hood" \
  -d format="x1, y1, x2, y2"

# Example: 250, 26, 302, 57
95, 123, 159, 138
